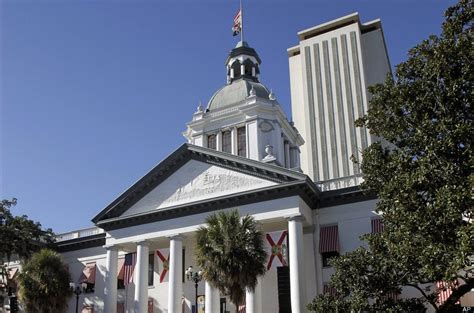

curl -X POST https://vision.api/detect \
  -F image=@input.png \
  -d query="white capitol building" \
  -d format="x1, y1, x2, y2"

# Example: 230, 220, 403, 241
5, 12, 410, 313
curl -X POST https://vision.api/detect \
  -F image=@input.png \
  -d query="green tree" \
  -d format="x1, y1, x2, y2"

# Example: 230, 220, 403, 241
0, 199, 55, 303
195, 210, 267, 312
18, 249, 72, 313
308, 0, 473, 312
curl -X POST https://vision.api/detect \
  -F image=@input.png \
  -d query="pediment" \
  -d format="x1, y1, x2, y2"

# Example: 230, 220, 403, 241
121, 159, 277, 217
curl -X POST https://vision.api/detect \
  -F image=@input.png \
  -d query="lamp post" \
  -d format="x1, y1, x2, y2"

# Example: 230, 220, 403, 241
185, 266, 203, 313
69, 282, 87, 313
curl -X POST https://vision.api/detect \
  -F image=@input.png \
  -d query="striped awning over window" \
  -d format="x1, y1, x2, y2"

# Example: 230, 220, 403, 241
117, 302, 125, 313
381, 290, 400, 301
79, 263, 96, 284
148, 299, 154, 313
371, 218, 384, 234
323, 284, 338, 297
319, 225, 339, 253
437, 281, 459, 305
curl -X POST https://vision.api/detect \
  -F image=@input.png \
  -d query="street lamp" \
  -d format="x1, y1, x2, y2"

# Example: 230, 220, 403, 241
185, 266, 203, 313
69, 282, 87, 313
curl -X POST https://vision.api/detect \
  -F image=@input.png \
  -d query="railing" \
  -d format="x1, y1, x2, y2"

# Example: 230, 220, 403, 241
316, 174, 364, 191
56, 227, 104, 242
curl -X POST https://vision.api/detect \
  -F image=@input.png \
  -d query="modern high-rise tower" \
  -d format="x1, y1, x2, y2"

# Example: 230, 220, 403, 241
288, 13, 391, 188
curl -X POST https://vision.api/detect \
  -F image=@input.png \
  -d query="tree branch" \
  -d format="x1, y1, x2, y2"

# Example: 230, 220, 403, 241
406, 283, 438, 311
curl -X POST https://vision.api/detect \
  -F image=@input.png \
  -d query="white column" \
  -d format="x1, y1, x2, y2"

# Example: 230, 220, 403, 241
288, 215, 305, 313
245, 288, 255, 313
241, 64, 245, 76
134, 241, 149, 313
104, 245, 119, 313
284, 141, 290, 168
216, 132, 222, 152
245, 277, 262, 313
205, 281, 220, 313
231, 127, 237, 155
168, 235, 183, 313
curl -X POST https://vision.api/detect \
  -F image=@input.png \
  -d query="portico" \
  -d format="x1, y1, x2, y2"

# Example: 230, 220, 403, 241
91, 143, 318, 313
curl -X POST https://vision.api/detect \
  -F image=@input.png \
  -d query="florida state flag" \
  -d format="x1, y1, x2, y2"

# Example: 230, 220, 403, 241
265, 230, 288, 270
156, 248, 170, 283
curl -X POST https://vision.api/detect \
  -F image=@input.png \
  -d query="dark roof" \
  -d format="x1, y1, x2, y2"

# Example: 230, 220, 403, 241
92, 144, 319, 229
225, 41, 262, 65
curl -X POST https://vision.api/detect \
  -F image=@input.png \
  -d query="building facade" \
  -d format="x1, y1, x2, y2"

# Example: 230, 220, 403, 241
7, 13, 460, 313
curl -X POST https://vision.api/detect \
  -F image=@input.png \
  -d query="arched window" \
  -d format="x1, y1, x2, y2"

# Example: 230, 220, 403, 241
231, 60, 241, 78
243, 59, 254, 77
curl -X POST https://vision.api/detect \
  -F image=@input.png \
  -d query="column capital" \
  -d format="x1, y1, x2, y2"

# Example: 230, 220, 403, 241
103, 244, 119, 251
134, 240, 150, 247
286, 214, 305, 222
168, 234, 184, 241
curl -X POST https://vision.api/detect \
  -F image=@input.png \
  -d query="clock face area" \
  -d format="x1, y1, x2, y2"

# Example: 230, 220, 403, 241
259, 120, 274, 133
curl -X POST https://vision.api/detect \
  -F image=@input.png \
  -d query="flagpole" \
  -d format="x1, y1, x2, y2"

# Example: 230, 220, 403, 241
240, 0, 244, 43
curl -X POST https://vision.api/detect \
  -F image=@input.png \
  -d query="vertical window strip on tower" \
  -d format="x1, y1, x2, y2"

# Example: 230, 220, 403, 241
222, 131, 232, 153
331, 37, 350, 176
313, 43, 330, 180
304, 45, 319, 181
237, 127, 246, 156
322, 40, 339, 178
340, 33, 360, 174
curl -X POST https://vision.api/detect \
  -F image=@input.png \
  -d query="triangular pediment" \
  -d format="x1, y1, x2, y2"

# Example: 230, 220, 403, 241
121, 159, 277, 217
92, 144, 312, 224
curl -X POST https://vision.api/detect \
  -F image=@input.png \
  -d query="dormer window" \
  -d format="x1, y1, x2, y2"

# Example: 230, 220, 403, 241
207, 134, 216, 150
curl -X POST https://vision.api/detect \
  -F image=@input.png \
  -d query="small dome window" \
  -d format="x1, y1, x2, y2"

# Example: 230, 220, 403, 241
243, 59, 254, 77
231, 60, 241, 78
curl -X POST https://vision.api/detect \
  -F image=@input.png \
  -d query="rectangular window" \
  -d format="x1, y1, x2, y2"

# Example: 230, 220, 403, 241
148, 253, 154, 286
222, 131, 232, 153
207, 134, 216, 150
237, 127, 246, 157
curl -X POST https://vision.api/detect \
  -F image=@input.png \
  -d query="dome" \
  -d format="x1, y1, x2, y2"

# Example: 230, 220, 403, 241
206, 78, 270, 111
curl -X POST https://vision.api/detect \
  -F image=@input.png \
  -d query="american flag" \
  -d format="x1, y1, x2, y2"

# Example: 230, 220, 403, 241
123, 252, 137, 286
232, 9, 242, 36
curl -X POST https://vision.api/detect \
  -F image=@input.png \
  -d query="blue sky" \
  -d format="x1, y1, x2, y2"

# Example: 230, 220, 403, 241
1, 0, 455, 233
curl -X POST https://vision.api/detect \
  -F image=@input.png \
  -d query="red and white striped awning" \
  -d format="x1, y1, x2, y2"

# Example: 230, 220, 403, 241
319, 225, 339, 253
117, 302, 125, 313
79, 263, 96, 284
323, 284, 338, 297
148, 299, 154, 313
437, 280, 459, 305
371, 218, 384, 234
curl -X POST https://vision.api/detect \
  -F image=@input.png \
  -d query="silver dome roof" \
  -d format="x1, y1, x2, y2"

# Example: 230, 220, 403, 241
206, 78, 270, 111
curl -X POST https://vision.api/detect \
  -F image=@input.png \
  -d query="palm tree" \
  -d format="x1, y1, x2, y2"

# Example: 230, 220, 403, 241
195, 210, 267, 312
18, 249, 72, 313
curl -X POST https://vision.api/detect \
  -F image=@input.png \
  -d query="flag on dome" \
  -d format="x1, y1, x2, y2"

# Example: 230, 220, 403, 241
232, 9, 242, 36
